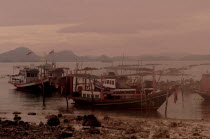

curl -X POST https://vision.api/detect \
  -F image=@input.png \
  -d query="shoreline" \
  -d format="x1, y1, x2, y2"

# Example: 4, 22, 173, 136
1, 112, 210, 138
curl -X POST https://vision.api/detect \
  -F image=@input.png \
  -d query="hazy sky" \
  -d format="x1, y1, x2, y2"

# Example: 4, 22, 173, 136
0, 0, 210, 56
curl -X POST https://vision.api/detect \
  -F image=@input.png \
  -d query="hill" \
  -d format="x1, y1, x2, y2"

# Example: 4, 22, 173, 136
0, 47, 40, 62
46, 50, 79, 62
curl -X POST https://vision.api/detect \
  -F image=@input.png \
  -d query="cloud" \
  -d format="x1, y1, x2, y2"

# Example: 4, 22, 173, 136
1, 1, 210, 56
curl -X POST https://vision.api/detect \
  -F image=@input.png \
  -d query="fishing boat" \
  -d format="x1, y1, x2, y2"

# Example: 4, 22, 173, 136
9, 64, 53, 90
194, 74, 210, 100
69, 72, 176, 110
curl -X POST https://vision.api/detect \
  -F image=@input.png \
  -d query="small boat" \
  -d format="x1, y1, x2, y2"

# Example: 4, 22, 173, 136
9, 64, 52, 90
194, 74, 210, 100
69, 73, 176, 111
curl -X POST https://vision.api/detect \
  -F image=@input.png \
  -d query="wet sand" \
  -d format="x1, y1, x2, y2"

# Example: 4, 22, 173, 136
1, 113, 210, 139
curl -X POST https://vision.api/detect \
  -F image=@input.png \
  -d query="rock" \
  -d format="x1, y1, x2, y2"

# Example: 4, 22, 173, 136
130, 135, 137, 139
60, 131, 73, 138
76, 116, 83, 121
18, 121, 25, 125
43, 132, 51, 135
39, 122, 44, 127
82, 115, 101, 127
170, 122, 178, 128
13, 112, 21, 115
14, 115, 21, 121
88, 127, 100, 134
193, 132, 200, 136
63, 119, 69, 123
23, 131, 29, 136
125, 128, 136, 134
2, 120, 17, 126
104, 115, 110, 121
125, 135, 137, 139
47, 115, 60, 126
64, 126, 74, 131
152, 128, 170, 138
28, 112, 36, 115
58, 114, 63, 118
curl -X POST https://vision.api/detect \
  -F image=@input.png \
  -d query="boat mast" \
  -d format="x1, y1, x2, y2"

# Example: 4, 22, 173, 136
152, 66, 157, 93
52, 49, 56, 68
74, 57, 78, 91
121, 53, 124, 75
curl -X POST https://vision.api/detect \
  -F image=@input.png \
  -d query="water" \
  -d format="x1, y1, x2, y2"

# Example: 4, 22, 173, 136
1, 61, 210, 123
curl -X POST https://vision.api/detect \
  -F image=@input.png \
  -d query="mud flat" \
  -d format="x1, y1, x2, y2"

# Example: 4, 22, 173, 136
0, 114, 210, 139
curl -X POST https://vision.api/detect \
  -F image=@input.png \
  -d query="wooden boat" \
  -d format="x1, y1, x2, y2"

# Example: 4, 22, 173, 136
69, 73, 175, 110
9, 64, 52, 90
194, 74, 210, 100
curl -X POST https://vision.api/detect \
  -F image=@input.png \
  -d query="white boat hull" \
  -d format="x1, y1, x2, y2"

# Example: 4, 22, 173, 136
9, 79, 49, 88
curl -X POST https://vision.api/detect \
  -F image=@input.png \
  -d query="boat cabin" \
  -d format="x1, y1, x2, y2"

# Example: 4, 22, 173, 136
10, 68, 39, 84
103, 79, 116, 89
81, 91, 101, 99
48, 68, 64, 78
200, 74, 210, 91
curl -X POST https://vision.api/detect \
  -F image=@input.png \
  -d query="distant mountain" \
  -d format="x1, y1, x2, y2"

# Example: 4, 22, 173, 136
180, 54, 210, 61
46, 50, 78, 62
1, 47, 210, 62
113, 55, 173, 61
97, 55, 113, 62
140, 56, 173, 61
0, 47, 40, 62
156, 52, 191, 59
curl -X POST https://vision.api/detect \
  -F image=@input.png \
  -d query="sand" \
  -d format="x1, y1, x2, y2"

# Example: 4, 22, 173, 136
1, 113, 210, 139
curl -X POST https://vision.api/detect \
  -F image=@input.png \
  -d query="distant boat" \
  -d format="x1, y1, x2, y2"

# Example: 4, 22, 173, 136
194, 74, 210, 100
100, 59, 113, 63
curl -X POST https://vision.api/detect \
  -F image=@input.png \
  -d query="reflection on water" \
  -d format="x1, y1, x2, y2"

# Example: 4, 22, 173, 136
1, 61, 210, 122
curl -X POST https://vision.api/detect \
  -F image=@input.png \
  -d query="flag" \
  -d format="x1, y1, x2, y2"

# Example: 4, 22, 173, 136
26, 52, 32, 56
49, 50, 54, 55
174, 89, 178, 103
152, 66, 157, 92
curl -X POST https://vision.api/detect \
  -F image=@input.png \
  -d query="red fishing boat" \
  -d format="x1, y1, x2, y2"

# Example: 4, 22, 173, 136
69, 72, 176, 110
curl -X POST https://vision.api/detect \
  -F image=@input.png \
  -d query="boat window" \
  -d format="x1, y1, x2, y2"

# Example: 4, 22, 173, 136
87, 94, 90, 98
27, 73, 30, 77
83, 94, 87, 97
112, 81, 114, 85
107, 80, 110, 84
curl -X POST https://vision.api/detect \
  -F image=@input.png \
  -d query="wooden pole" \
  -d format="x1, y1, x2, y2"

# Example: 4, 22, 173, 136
65, 72, 69, 109
140, 60, 143, 111
100, 74, 104, 100
89, 76, 94, 103
165, 80, 169, 118
41, 78, 45, 107
85, 70, 87, 90
181, 78, 185, 108
69, 71, 73, 98
66, 96, 69, 109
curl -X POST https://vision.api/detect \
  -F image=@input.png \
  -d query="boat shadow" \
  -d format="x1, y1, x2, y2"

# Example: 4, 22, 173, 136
68, 104, 163, 119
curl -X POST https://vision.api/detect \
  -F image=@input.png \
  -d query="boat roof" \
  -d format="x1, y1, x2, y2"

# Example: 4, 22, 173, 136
21, 68, 39, 73
202, 74, 210, 76
70, 73, 150, 79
